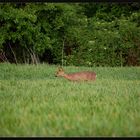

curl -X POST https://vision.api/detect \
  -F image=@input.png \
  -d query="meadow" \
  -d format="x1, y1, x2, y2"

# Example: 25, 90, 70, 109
0, 63, 140, 136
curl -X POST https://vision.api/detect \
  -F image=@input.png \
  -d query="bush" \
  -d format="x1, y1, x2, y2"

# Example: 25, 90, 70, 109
0, 3, 140, 66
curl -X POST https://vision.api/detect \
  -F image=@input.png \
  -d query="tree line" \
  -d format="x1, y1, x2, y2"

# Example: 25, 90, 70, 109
0, 3, 140, 66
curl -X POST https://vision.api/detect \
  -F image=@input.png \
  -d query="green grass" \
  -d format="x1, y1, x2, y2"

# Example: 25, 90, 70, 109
0, 63, 140, 136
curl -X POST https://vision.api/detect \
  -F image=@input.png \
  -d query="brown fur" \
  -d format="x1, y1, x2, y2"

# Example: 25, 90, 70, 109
55, 67, 96, 81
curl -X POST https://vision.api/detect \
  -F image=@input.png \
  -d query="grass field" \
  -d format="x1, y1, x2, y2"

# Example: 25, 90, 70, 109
0, 63, 140, 136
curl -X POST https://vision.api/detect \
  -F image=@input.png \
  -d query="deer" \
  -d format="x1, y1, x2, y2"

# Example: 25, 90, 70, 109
55, 67, 96, 82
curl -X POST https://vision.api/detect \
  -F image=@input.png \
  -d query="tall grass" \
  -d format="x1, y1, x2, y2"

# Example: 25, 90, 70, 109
0, 63, 140, 136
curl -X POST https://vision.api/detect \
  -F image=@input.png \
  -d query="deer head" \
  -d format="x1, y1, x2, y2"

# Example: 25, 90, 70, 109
55, 67, 65, 77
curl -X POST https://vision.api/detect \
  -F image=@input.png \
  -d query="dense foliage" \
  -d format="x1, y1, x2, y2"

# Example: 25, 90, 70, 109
0, 3, 140, 66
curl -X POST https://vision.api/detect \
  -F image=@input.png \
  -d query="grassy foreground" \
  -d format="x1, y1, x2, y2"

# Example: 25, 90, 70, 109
0, 63, 140, 136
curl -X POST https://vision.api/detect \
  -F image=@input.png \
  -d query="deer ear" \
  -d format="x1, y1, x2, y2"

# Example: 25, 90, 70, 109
58, 67, 64, 71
